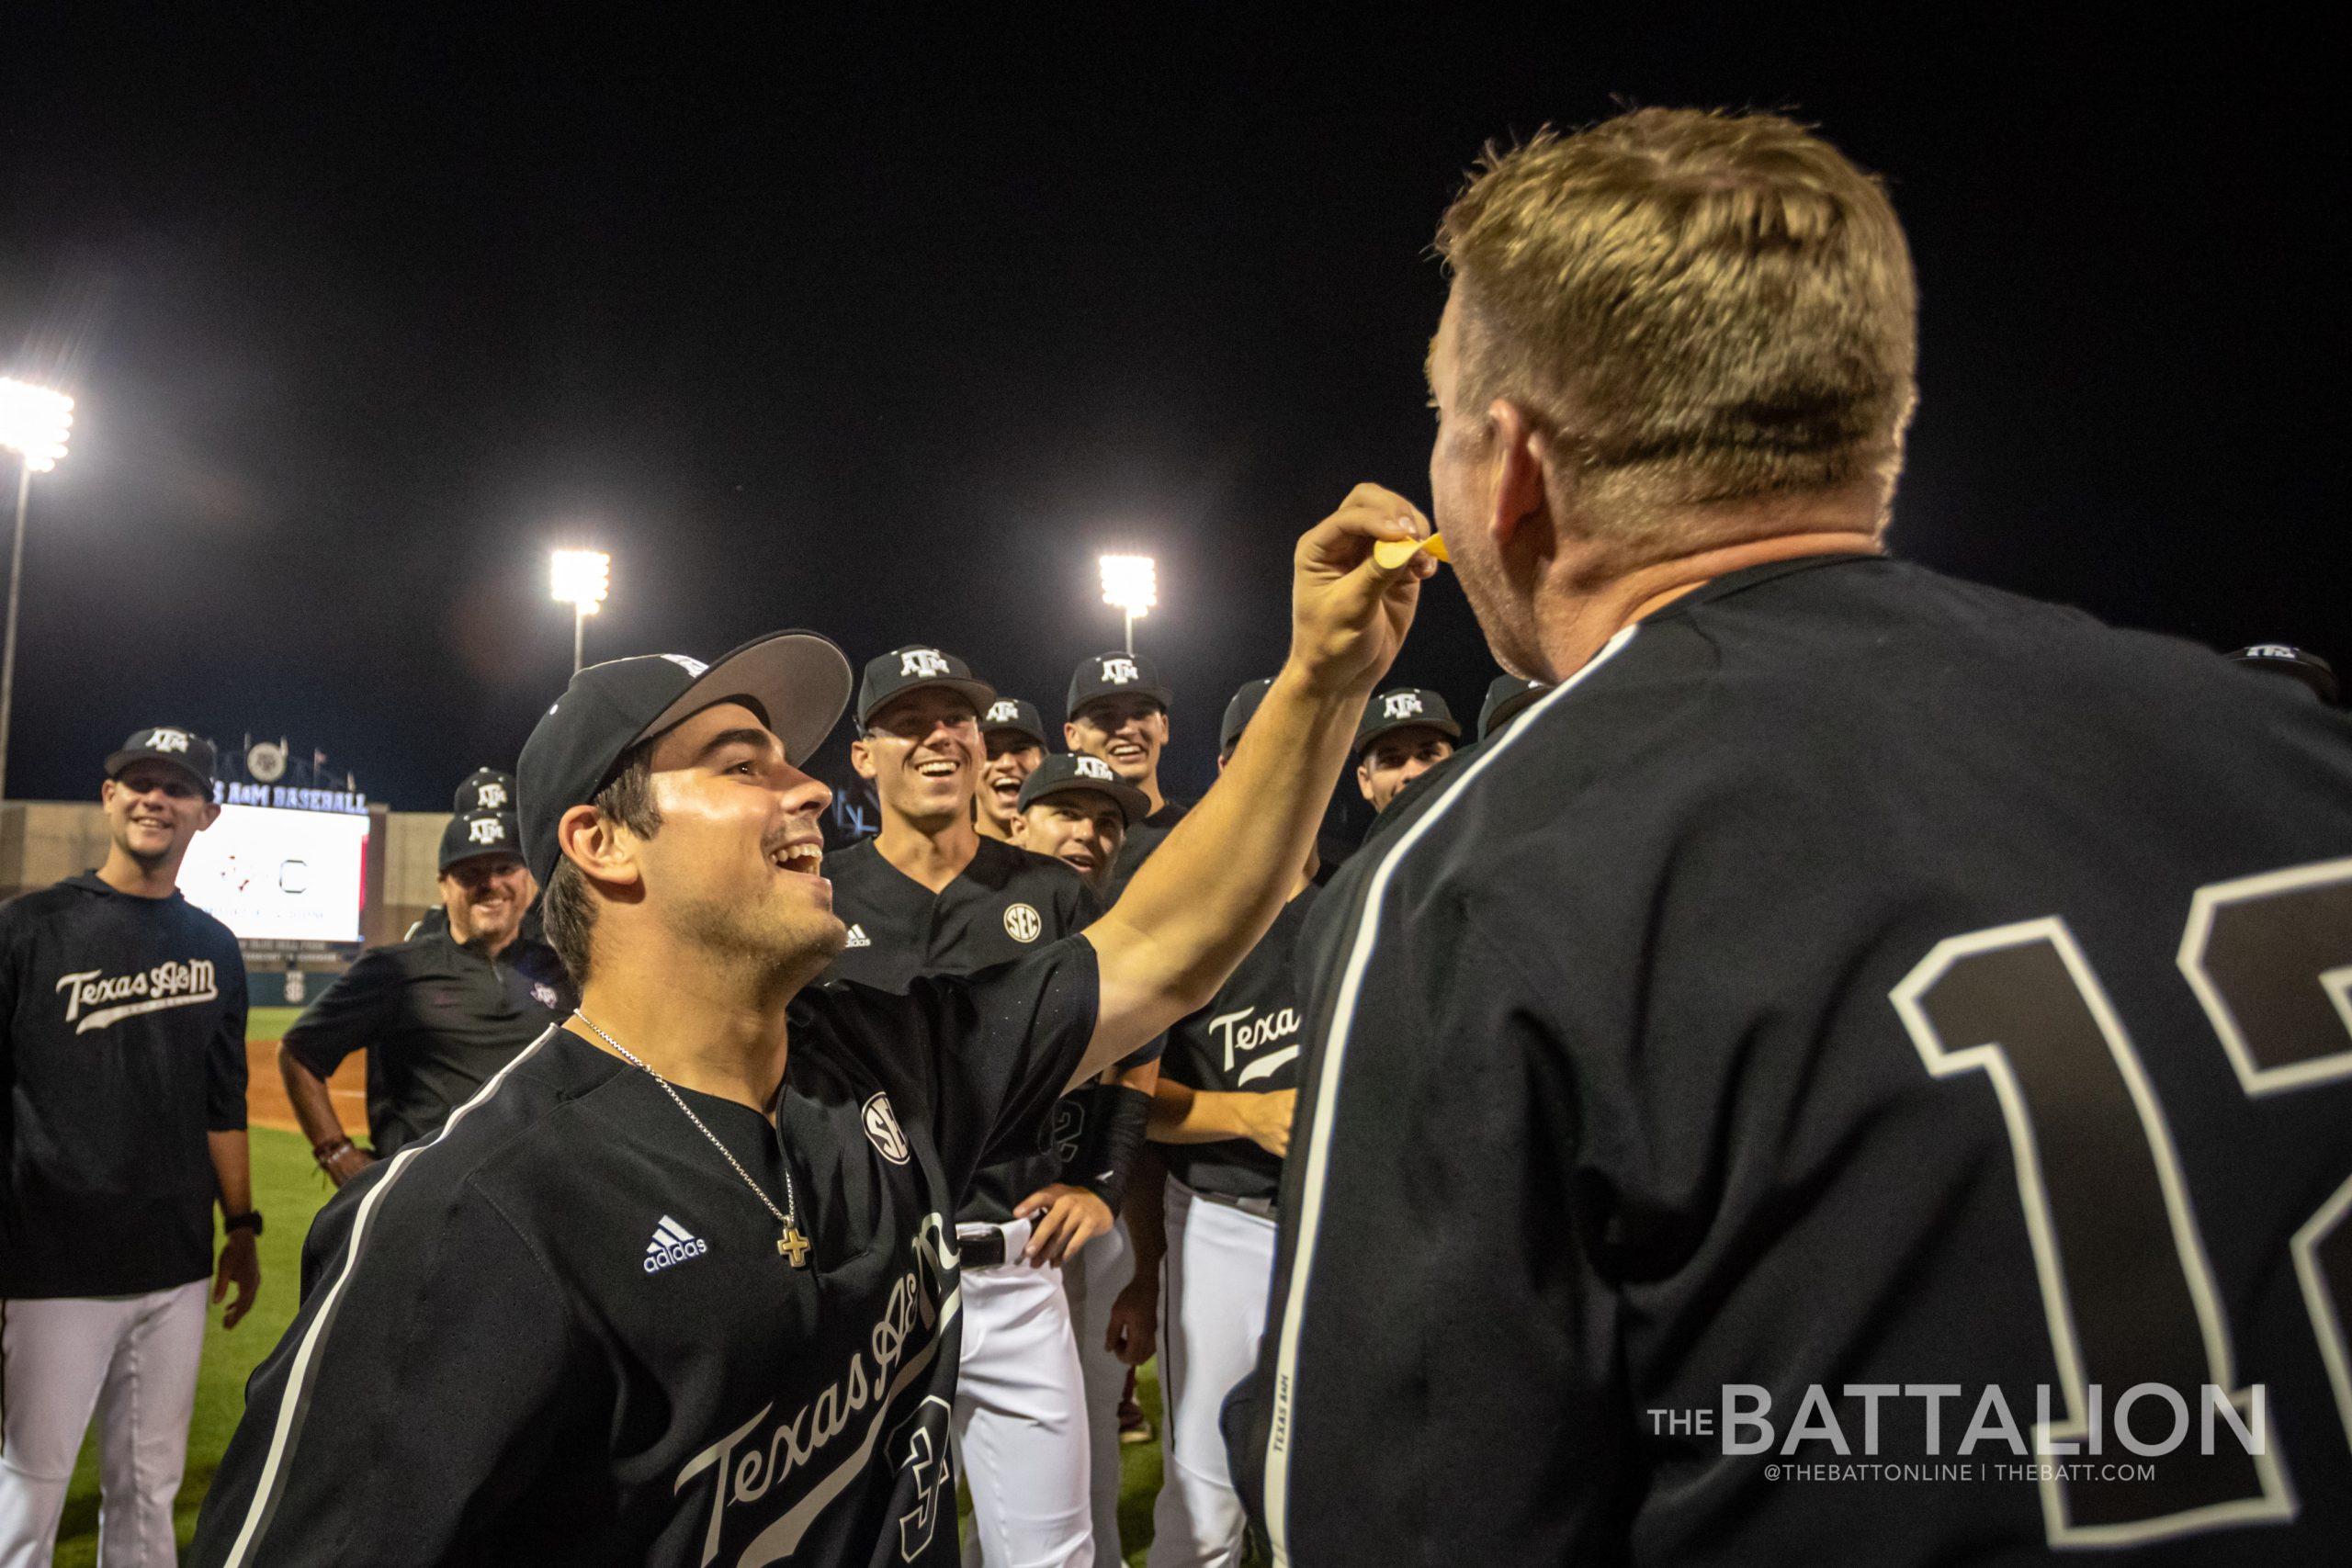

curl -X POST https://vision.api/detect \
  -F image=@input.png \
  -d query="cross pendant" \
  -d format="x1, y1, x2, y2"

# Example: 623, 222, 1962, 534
778, 1227, 811, 1267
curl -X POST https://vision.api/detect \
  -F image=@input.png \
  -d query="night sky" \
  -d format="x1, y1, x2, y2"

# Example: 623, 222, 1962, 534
2, 12, 2337, 830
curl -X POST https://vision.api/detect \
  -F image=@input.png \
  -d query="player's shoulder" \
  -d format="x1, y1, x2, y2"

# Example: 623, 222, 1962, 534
975, 836, 1091, 895
366, 927, 461, 972
0, 875, 94, 931
822, 836, 883, 878
357, 1027, 619, 1198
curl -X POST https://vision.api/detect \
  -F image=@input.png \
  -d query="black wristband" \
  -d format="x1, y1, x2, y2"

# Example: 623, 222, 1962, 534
1070, 1085, 1151, 1215
223, 1210, 265, 1237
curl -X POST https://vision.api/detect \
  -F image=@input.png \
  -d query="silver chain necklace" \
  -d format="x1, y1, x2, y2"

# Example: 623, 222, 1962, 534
572, 1010, 812, 1267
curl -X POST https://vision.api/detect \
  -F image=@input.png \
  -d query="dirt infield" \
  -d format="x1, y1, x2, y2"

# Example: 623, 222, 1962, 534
244, 1038, 368, 1137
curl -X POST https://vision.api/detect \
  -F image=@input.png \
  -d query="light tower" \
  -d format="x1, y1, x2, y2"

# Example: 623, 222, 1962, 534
0, 378, 76, 800
1098, 554, 1157, 656
550, 548, 611, 674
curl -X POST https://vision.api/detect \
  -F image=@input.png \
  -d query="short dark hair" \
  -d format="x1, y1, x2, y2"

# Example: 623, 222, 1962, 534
539, 739, 662, 985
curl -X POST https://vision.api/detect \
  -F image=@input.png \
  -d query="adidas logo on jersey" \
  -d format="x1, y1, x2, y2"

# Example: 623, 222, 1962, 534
644, 1215, 709, 1273
844, 923, 873, 948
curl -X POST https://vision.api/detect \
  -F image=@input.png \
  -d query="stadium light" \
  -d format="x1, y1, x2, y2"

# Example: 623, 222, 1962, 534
1099, 554, 1156, 655
0, 378, 77, 801
551, 548, 611, 674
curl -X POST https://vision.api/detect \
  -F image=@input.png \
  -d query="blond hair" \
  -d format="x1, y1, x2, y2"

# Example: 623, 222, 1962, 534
1436, 108, 1917, 554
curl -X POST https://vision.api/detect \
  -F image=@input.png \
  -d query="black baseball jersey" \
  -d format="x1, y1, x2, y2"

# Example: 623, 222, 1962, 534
189, 939, 1099, 1568
822, 837, 1102, 1224
1106, 798, 1191, 900
1239, 556, 2352, 1564
0, 872, 248, 1297
280, 927, 576, 1156
1158, 886, 1316, 1202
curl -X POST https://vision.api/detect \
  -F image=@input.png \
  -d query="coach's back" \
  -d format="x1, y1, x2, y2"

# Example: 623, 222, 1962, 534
1255, 552, 2352, 1564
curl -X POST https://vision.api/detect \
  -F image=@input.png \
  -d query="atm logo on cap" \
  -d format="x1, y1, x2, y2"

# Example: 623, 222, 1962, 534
145, 728, 192, 753
659, 654, 709, 677
468, 818, 507, 845
900, 649, 952, 679
1100, 657, 1140, 685
474, 781, 509, 809
985, 700, 1022, 725
1074, 756, 1114, 782
1381, 692, 1426, 720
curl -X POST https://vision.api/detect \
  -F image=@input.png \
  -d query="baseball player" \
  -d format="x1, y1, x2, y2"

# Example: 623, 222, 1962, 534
277, 808, 574, 1184
1002, 753, 1159, 1562
187, 501, 1429, 1567
823, 645, 1136, 1567
976, 698, 1051, 843
1234, 108, 2352, 1565
1, 727, 256, 1568
1064, 651, 1187, 896
1351, 686, 1458, 815
1008, 755, 1146, 894
1474, 673, 1549, 743
1110, 680, 1312, 1568
404, 768, 520, 940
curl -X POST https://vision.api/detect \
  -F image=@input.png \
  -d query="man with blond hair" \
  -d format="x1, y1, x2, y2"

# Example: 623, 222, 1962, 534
1238, 108, 2352, 1563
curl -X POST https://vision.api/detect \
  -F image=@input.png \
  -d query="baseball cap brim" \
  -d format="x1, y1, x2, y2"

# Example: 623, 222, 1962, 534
860, 675, 999, 729
1019, 772, 1151, 827
1355, 714, 1462, 756
982, 715, 1050, 749
647, 632, 854, 769
104, 748, 211, 790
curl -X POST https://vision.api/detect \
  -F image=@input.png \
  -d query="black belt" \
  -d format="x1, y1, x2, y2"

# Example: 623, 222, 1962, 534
956, 1223, 1009, 1269
1192, 1188, 1277, 1220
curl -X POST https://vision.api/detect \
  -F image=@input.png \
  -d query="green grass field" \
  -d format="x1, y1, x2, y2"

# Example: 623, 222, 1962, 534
54, 1016, 1174, 1565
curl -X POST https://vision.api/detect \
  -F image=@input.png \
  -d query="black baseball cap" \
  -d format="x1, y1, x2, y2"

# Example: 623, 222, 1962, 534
979, 696, 1049, 749
1014, 753, 1150, 826
1355, 688, 1461, 755
1218, 677, 1277, 758
856, 646, 996, 728
1067, 650, 1173, 720
439, 810, 523, 873
105, 726, 217, 791
454, 767, 515, 815
517, 631, 853, 886
1476, 675, 1552, 742
2229, 644, 2338, 705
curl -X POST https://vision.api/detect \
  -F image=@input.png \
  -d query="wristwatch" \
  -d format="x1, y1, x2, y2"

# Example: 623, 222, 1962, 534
223, 1210, 265, 1237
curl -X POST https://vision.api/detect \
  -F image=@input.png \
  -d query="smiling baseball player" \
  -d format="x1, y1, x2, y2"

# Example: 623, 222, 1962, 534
821, 645, 1123, 1566
975, 698, 1051, 844
277, 808, 573, 1184
2, 727, 256, 1568
187, 493, 1432, 1568
1064, 652, 1187, 897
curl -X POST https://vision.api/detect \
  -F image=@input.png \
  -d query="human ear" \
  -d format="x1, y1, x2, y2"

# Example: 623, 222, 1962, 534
849, 738, 878, 781
559, 803, 641, 890
1487, 400, 1551, 553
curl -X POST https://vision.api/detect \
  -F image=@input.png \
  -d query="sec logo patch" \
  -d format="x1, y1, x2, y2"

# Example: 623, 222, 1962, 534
1003, 903, 1042, 943
863, 1092, 910, 1165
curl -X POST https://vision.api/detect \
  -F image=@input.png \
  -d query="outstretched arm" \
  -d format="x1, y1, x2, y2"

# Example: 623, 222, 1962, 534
1072, 487, 1434, 1085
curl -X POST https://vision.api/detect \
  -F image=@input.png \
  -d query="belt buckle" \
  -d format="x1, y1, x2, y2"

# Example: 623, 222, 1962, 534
956, 1223, 1007, 1270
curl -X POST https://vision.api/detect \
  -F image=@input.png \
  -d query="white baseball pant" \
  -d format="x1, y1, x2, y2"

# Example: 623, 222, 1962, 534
1145, 1180, 1276, 1568
1060, 1215, 1134, 1566
954, 1218, 1094, 1568
0, 1280, 209, 1568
